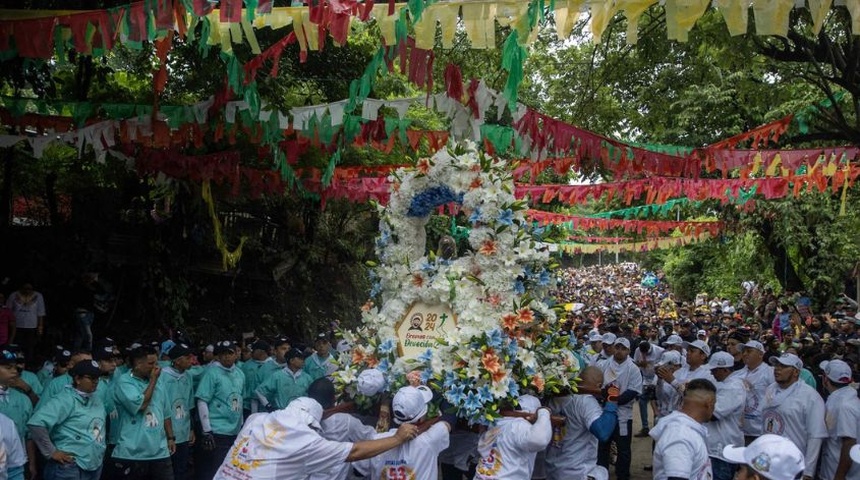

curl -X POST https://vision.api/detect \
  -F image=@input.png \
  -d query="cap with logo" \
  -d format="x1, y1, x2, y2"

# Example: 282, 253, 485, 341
663, 334, 684, 346
285, 348, 307, 362
588, 330, 602, 343
722, 434, 804, 480
70, 360, 102, 378
768, 353, 803, 370
685, 340, 711, 357
213, 341, 235, 355
250, 340, 270, 352
92, 345, 116, 362
656, 350, 683, 367
0, 348, 16, 365
392, 385, 433, 424
819, 359, 853, 384
742, 340, 765, 353
613, 337, 631, 350
273, 336, 291, 348
168, 343, 194, 360
601, 333, 617, 344
53, 348, 72, 364
707, 351, 734, 369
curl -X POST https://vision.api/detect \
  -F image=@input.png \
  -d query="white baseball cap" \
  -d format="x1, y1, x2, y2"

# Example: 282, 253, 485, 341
685, 339, 711, 357
614, 337, 631, 349
392, 385, 433, 424
357, 368, 386, 396
742, 340, 765, 353
707, 351, 734, 369
587, 465, 609, 480
697, 329, 707, 337
722, 434, 804, 480
517, 394, 541, 414
588, 330, 602, 342
819, 359, 853, 384
768, 353, 803, 370
286, 397, 323, 430
663, 334, 683, 346
602, 333, 617, 344
656, 350, 683, 367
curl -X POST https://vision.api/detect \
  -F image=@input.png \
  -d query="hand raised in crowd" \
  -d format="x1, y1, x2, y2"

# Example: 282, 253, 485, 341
655, 365, 675, 383
394, 423, 420, 442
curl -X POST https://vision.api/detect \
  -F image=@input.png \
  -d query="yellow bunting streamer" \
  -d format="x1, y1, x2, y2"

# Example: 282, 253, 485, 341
554, 0, 584, 40
201, 181, 248, 271
619, 0, 659, 44
808, 0, 833, 35
752, 0, 793, 36
715, 0, 750, 36
665, 0, 710, 42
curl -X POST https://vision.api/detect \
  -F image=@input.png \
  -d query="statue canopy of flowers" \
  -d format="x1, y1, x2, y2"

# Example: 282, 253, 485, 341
334, 141, 579, 425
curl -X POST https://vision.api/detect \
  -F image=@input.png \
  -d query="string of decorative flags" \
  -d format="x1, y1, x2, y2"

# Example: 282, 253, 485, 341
557, 233, 713, 255
526, 210, 723, 237
1, 0, 853, 62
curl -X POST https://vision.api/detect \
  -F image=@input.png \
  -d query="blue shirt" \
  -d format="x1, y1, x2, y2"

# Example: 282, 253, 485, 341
112, 372, 171, 460
195, 363, 244, 435
157, 367, 194, 444
28, 386, 106, 471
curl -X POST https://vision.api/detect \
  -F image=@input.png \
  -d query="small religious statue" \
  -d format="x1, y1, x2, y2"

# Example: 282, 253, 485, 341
436, 235, 458, 260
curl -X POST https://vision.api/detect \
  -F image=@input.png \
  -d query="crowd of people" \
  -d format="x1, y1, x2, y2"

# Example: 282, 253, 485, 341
0, 263, 858, 480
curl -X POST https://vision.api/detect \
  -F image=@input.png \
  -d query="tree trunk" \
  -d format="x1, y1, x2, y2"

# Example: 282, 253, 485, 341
45, 172, 59, 227
758, 218, 805, 293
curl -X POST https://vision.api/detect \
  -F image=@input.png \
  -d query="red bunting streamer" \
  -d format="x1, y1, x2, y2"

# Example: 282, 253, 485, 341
526, 210, 723, 237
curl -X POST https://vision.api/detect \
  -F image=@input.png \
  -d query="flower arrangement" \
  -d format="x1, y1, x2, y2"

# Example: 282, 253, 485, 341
333, 141, 578, 425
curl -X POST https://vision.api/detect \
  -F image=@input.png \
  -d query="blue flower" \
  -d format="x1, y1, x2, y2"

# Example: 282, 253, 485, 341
463, 392, 482, 412
469, 208, 482, 225
477, 384, 493, 403
445, 383, 466, 405
508, 379, 520, 398
420, 369, 433, 383
538, 270, 551, 286
378, 339, 395, 355
497, 209, 514, 226
418, 348, 434, 364
514, 280, 525, 294
525, 366, 535, 376
377, 359, 390, 373
443, 371, 458, 389
370, 282, 382, 297
486, 329, 504, 349
505, 338, 518, 358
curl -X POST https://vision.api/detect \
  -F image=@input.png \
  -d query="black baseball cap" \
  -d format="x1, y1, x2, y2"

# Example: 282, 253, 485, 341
168, 343, 194, 360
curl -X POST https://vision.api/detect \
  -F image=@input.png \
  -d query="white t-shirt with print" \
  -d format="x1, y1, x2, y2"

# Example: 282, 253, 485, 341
761, 380, 827, 476
704, 376, 745, 460
651, 411, 712, 480
474, 410, 552, 480
728, 363, 773, 436
213, 411, 353, 480
355, 422, 450, 480
545, 395, 603, 480
819, 386, 860, 480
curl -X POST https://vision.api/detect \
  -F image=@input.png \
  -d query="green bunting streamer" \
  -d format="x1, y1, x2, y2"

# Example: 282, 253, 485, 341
501, 30, 527, 111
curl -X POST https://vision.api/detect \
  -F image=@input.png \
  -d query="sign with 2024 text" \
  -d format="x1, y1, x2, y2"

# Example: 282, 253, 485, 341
395, 302, 457, 360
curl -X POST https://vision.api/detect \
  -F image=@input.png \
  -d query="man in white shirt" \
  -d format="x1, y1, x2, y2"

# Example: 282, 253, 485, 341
595, 333, 617, 369
473, 395, 551, 479
597, 337, 643, 480
704, 352, 746, 480
728, 340, 773, 443
355, 385, 453, 480
650, 378, 716, 480
722, 434, 804, 480
213, 397, 419, 479
818, 359, 860, 480
659, 340, 714, 394
654, 351, 684, 419
761, 353, 827, 480
545, 366, 619, 480
306, 378, 377, 480
633, 339, 663, 437
0, 412, 25, 480
582, 331, 603, 367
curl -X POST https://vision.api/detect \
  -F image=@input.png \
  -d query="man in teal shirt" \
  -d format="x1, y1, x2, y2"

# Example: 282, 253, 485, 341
158, 343, 195, 480
38, 349, 71, 389
255, 348, 313, 411
0, 348, 35, 480
240, 339, 273, 415
38, 351, 92, 407
28, 360, 106, 480
109, 346, 175, 480
305, 334, 338, 381
195, 340, 244, 480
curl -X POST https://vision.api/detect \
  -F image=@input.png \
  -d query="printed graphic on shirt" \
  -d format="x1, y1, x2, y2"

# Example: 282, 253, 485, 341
173, 400, 187, 420
229, 393, 242, 412
144, 410, 160, 428
695, 457, 713, 480
89, 417, 106, 444
761, 410, 785, 435
380, 460, 416, 480
551, 424, 566, 448
227, 436, 263, 474
742, 380, 759, 416
476, 427, 503, 477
